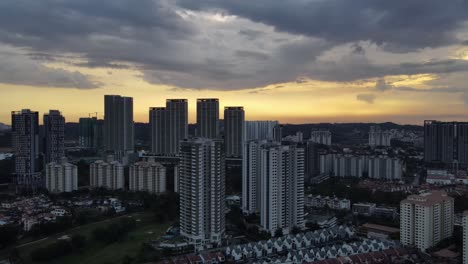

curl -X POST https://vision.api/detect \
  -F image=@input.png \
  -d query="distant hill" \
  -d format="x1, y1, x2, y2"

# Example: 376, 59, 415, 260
0, 123, 10, 131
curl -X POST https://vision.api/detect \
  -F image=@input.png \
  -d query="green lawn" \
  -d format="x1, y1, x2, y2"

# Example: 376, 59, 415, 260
16, 211, 170, 264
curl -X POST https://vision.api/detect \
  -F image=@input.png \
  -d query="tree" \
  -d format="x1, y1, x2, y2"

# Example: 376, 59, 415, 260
274, 228, 283, 238
291, 226, 302, 235
0, 225, 18, 248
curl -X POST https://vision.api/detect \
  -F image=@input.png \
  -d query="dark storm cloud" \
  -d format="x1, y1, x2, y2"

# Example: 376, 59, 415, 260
178, 0, 468, 50
1, 0, 468, 90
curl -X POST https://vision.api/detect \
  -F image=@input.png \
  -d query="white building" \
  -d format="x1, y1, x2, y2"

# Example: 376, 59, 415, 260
245, 121, 279, 141
369, 126, 392, 147
426, 169, 455, 185
129, 159, 166, 194
258, 143, 305, 235
242, 140, 264, 214
179, 138, 225, 250
310, 130, 332, 145
400, 191, 454, 251
306, 195, 351, 211
90, 155, 124, 190
463, 211, 468, 264
45, 157, 78, 193
368, 156, 403, 180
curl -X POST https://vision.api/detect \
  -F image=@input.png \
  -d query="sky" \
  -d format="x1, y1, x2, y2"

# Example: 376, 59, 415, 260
2, 0, 468, 125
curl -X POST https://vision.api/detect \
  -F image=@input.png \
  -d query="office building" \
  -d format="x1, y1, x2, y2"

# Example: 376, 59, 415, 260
11, 109, 41, 191
104, 95, 134, 156
224, 107, 244, 158
79, 117, 104, 150
369, 126, 392, 147
197, 99, 219, 139
400, 191, 454, 251
463, 211, 468, 264
129, 159, 166, 194
45, 157, 78, 193
179, 138, 225, 250
245, 141, 305, 234
150, 99, 188, 156
90, 155, 125, 190
245, 121, 279, 141
43, 110, 65, 164
424, 120, 468, 168
310, 130, 332, 145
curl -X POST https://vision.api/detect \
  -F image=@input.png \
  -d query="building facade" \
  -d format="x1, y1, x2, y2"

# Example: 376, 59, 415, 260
400, 191, 454, 251
90, 155, 125, 190
11, 109, 41, 191
43, 110, 65, 164
150, 99, 188, 156
369, 126, 392, 147
104, 95, 134, 157
257, 142, 305, 235
242, 140, 264, 214
463, 211, 468, 264
310, 130, 332, 145
45, 157, 78, 193
224, 107, 244, 158
245, 121, 279, 141
424, 120, 468, 168
196, 99, 220, 139
179, 138, 225, 250
129, 159, 166, 194
79, 117, 103, 150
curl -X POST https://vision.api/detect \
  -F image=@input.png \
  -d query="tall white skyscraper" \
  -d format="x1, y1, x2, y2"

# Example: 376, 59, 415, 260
310, 130, 332, 145
197, 98, 220, 139
224, 107, 244, 158
242, 140, 264, 213
90, 155, 125, 190
150, 99, 188, 156
179, 138, 225, 250
129, 159, 166, 194
400, 191, 454, 251
104, 95, 134, 156
243, 140, 305, 234
245, 121, 279, 141
45, 157, 77, 193
11, 109, 41, 191
43, 110, 65, 164
259, 143, 305, 235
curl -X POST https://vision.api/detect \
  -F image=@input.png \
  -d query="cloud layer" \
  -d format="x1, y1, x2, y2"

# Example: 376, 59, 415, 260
1, 0, 468, 93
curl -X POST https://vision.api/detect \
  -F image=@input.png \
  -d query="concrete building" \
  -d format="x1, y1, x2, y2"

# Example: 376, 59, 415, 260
245, 121, 279, 141
179, 138, 225, 250
424, 120, 468, 168
11, 109, 41, 191
197, 99, 220, 139
90, 155, 124, 190
305, 141, 320, 182
463, 211, 468, 264
369, 126, 392, 147
79, 117, 103, 150
257, 142, 305, 235
400, 191, 454, 251
352, 203, 377, 216
224, 107, 244, 158
129, 159, 166, 194
150, 99, 188, 156
104, 95, 134, 157
368, 156, 403, 180
310, 130, 332, 145
45, 157, 78, 193
273, 124, 283, 143
242, 140, 264, 214
43, 110, 65, 164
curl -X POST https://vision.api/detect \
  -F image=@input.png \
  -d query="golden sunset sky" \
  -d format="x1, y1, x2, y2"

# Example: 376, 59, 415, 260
1, 0, 468, 125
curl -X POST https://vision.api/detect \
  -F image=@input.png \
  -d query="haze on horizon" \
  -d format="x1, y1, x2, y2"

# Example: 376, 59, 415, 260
2, 0, 468, 125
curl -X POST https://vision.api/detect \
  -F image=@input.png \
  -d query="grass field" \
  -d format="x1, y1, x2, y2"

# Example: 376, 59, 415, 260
16, 211, 170, 264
